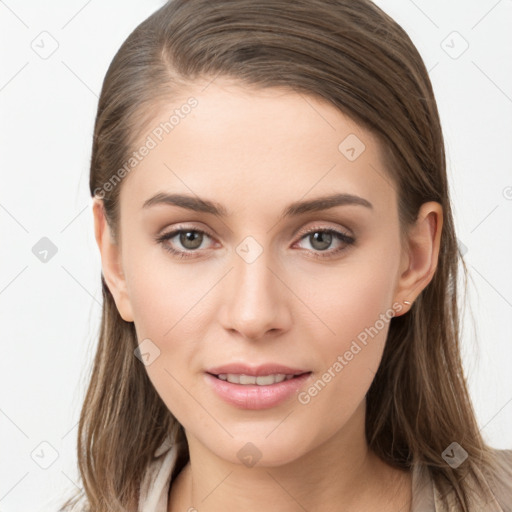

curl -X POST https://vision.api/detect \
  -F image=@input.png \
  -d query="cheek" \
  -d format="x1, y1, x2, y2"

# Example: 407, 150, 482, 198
123, 248, 215, 420
306, 241, 399, 352
297, 243, 399, 405
123, 238, 209, 336
127, 270, 202, 426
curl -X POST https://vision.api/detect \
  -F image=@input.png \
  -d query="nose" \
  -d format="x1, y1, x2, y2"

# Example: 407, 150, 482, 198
218, 244, 292, 341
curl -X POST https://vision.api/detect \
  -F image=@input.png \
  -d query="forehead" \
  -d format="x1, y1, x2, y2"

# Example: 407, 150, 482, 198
119, 77, 396, 218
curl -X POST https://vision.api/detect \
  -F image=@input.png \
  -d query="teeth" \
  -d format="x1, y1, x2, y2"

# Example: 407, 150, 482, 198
217, 373, 296, 385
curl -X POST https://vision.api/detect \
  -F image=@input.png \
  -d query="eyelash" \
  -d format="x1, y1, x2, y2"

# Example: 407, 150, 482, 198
155, 224, 355, 261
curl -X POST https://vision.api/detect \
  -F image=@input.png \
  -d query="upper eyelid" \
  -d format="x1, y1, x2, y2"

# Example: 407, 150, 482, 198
295, 224, 353, 239
158, 218, 354, 236
157, 225, 215, 242
158, 223, 352, 237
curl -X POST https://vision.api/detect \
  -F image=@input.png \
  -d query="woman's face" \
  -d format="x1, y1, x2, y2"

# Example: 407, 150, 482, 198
105, 78, 414, 466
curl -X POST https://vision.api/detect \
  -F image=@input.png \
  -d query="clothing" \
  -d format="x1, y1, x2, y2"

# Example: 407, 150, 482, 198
138, 432, 512, 512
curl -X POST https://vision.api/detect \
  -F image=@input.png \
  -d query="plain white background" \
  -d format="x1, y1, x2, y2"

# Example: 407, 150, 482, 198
1, 1, 511, 510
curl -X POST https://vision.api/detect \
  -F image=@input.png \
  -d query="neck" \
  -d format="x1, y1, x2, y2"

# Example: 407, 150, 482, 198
169, 402, 411, 512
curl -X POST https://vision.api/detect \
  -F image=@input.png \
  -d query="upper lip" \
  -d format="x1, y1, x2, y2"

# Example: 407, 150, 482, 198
206, 363, 311, 377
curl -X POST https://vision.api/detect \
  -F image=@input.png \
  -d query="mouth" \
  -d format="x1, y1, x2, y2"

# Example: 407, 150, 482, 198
205, 371, 313, 410
208, 372, 311, 386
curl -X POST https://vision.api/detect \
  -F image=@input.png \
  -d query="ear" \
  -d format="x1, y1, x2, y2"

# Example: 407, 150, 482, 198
393, 201, 443, 315
92, 197, 134, 322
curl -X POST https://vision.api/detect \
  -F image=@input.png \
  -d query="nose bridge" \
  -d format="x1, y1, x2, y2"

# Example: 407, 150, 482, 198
220, 237, 290, 339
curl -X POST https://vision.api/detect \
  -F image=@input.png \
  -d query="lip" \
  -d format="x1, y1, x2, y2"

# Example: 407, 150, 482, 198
205, 365, 312, 410
206, 363, 309, 377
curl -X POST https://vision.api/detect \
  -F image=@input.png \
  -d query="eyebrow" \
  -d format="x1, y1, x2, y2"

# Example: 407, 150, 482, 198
142, 192, 373, 218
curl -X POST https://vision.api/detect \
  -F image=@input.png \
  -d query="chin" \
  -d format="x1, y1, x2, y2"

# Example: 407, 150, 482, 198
197, 427, 319, 469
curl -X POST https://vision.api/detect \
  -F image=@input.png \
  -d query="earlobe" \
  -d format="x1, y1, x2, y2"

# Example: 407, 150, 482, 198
393, 201, 443, 314
92, 197, 134, 322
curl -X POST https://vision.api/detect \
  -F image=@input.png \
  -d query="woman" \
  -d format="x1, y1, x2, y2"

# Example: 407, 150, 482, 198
61, 0, 512, 510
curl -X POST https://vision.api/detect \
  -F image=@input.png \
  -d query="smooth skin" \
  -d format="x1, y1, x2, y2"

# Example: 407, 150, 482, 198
93, 77, 443, 512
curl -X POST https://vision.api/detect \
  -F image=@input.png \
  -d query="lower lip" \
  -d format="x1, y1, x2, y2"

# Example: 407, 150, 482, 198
205, 372, 312, 410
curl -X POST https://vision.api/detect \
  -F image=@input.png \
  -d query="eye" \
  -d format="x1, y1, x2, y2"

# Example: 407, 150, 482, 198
155, 227, 215, 259
155, 225, 355, 260
293, 227, 355, 259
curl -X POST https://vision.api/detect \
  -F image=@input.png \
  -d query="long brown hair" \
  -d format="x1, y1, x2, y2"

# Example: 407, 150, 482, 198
61, 1, 510, 510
